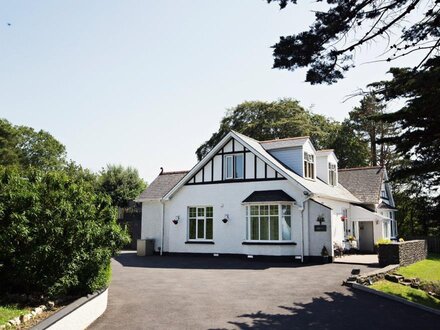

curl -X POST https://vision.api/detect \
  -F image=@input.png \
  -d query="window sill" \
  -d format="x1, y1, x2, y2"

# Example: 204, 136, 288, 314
242, 241, 297, 245
185, 241, 215, 244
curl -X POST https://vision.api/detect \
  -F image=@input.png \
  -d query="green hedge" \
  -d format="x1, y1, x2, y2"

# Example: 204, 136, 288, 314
0, 166, 130, 297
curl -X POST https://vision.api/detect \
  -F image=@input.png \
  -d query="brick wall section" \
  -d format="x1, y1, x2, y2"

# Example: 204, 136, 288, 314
378, 240, 427, 267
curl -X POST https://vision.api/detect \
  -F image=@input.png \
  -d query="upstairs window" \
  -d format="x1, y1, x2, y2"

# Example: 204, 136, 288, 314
224, 154, 244, 180
304, 152, 315, 179
329, 163, 337, 186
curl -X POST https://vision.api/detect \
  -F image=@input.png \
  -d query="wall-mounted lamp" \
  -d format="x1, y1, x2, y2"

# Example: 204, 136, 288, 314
172, 216, 180, 225
375, 220, 379, 225
222, 214, 230, 223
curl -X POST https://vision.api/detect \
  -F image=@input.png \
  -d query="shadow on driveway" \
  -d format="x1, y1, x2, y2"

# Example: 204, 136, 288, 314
114, 251, 380, 270
222, 289, 440, 329
90, 252, 439, 330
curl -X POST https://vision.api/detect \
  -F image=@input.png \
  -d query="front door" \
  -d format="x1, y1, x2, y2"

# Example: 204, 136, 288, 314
358, 221, 374, 252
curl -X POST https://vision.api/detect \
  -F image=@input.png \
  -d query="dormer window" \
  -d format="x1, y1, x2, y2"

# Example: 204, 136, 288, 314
329, 163, 337, 186
304, 152, 315, 179
224, 154, 244, 180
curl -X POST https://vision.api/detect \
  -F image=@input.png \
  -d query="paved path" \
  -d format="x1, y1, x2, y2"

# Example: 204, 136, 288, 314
334, 254, 379, 266
89, 252, 440, 330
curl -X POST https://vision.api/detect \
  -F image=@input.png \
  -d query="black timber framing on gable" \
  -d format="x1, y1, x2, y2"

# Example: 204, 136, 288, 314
185, 137, 286, 186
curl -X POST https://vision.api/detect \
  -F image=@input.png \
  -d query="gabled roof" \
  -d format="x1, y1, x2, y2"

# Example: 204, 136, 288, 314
260, 136, 310, 150
377, 201, 397, 210
163, 131, 360, 203
136, 171, 188, 201
316, 149, 339, 162
242, 190, 296, 203
234, 131, 359, 203
338, 166, 384, 204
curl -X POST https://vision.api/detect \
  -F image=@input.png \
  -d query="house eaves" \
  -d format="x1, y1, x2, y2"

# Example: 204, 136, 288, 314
164, 131, 360, 204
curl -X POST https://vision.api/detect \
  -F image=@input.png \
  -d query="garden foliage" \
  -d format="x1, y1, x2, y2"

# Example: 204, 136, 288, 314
0, 165, 130, 297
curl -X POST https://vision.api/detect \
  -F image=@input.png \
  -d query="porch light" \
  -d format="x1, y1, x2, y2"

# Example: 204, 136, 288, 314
172, 216, 180, 225
222, 214, 230, 223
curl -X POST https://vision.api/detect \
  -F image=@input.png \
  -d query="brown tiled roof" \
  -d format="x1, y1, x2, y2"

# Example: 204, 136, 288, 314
338, 166, 384, 204
137, 171, 188, 201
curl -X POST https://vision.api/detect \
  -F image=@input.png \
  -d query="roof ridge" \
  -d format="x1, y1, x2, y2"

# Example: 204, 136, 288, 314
259, 136, 310, 143
338, 166, 383, 172
161, 170, 189, 175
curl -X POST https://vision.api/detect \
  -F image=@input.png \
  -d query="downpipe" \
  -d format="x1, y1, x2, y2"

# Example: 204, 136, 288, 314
160, 199, 165, 256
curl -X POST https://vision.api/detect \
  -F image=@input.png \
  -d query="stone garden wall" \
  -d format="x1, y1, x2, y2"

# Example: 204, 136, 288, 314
378, 240, 427, 267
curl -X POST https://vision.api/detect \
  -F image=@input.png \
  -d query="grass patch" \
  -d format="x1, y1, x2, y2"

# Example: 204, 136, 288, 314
0, 304, 30, 324
397, 254, 440, 281
371, 280, 440, 310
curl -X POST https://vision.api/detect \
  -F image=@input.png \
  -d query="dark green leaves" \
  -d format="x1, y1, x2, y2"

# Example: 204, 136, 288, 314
0, 166, 130, 297
268, 0, 438, 84
98, 165, 147, 208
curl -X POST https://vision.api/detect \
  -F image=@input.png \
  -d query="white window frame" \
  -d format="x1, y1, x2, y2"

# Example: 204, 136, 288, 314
225, 155, 233, 180
391, 220, 398, 238
329, 163, 337, 186
383, 220, 390, 239
342, 209, 349, 236
187, 206, 214, 241
304, 152, 315, 179
245, 203, 293, 242
224, 154, 244, 180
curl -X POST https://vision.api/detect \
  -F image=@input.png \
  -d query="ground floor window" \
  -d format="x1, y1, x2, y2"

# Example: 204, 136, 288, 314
391, 220, 398, 238
188, 206, 213, 240
245, 204, 292, 241
383, 220, 390, 239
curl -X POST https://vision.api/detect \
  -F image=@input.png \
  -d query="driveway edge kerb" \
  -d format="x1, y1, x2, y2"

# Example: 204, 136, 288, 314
352, 282, 440, 316
32, 288, 108, 330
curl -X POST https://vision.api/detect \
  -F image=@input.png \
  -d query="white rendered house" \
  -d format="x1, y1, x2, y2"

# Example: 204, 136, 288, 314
136, 131, 397, 261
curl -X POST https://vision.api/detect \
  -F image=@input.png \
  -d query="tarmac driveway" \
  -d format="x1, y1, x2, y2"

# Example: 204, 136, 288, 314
90, 252, 440, 330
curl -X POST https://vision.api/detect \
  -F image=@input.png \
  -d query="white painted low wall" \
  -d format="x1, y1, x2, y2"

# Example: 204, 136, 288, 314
33, 288, 108, 330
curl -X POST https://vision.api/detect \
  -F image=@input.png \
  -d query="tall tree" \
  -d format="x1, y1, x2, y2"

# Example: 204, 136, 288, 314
0, 119, 20, 166
370, 57, 440, 188
196, 99, 369, 168
328, 120, 370, 168
99, 164, 147, 208
348, 93, 396, 167
0, 118, 66, 170
267, 0, 440, 84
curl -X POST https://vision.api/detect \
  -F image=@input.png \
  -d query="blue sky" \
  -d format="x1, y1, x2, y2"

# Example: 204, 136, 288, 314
0, 1, 420, 183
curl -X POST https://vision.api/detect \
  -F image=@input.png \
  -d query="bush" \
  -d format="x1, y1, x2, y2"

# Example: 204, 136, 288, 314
376, 238, 392, 246
0, 166, 130, 297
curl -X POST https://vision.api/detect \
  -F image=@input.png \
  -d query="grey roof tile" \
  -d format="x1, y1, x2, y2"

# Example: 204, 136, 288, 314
260, 136, 309, 150
338, 166, 384, 204
137, 171, 188, 201
242, 190, 296, 203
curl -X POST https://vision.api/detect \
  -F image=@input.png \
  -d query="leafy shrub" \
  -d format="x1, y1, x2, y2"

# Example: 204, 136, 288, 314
0, 166, 130, 297
376, 238, 392, 246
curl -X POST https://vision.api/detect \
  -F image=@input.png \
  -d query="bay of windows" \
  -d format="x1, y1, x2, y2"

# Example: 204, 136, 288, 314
304, 152, 315, 179
245, 204, 292, 241
188, 206, 213, 240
